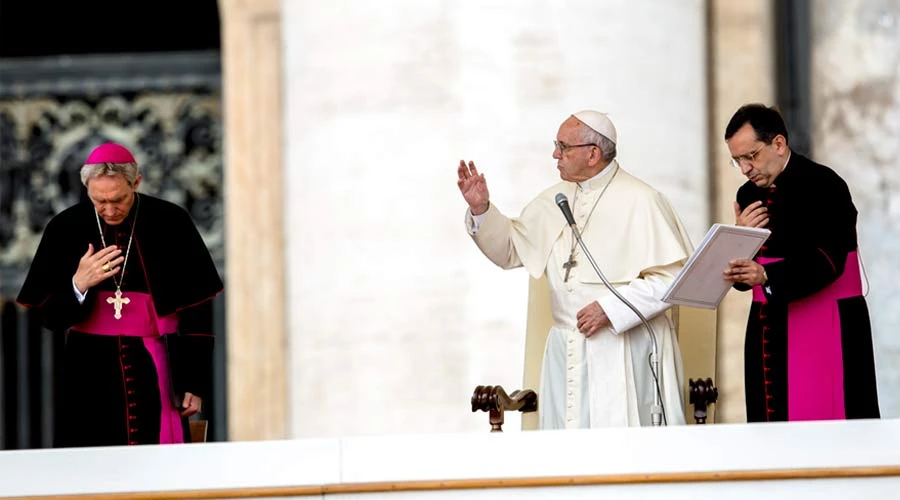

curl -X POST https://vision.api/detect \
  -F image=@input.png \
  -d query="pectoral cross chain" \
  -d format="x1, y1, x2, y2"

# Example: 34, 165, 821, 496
563, 252, 578, 282
106, 287, 131, 320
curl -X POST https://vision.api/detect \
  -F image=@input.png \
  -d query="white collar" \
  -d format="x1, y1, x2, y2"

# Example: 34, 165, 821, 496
578, 160, 617, 191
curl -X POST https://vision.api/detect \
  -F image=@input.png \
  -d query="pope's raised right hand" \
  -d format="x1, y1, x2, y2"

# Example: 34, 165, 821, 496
73, 244, 124, 294
457, 159, 490, 216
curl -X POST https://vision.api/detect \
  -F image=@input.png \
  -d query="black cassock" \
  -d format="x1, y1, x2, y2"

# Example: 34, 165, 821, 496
17, 194, 223, 447
735, 152, 879, 422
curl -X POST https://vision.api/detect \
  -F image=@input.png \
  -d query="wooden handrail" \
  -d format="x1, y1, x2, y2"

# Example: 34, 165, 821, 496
6, 465, 900, 499
471, 385, 537, 432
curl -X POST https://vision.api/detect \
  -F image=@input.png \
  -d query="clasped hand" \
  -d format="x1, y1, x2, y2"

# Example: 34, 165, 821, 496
734, 200, 769, 229
577, 301, 610, 337
724, 200, 768, 286
73, 244, 124, 294
181, 392, 202, 417
724, 258, 766, 286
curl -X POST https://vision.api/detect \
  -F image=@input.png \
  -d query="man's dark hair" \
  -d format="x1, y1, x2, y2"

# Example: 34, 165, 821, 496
724, 103, 789, 145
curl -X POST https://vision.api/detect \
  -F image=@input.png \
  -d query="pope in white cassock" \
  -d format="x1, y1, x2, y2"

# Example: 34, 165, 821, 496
457, 110, 695, 429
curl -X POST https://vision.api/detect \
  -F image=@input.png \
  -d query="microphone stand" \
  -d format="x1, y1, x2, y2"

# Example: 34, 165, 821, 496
567, 222, 665, 427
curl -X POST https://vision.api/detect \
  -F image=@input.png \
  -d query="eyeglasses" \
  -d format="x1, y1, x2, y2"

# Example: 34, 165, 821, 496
730, 145, 766, 168
554, 140, 597, 153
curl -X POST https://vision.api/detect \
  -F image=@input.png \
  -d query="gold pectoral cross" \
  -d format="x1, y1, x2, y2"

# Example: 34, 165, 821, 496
106, 287, 131, 320
563, 252, 577, 282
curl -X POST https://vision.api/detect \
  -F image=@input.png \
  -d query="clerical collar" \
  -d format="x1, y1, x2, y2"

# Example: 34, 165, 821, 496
770, 151, 792, 187
578, 160, 618, 191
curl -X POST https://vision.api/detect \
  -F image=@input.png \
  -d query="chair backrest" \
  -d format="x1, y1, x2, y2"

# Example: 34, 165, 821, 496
190, 420, 208, 443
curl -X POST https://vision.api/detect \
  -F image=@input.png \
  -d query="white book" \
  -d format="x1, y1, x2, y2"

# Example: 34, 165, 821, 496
662, 223, 771, 309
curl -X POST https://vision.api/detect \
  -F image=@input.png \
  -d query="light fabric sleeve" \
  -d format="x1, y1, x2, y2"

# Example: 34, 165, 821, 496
465, 204, 523, 270
597, 261, 682, 335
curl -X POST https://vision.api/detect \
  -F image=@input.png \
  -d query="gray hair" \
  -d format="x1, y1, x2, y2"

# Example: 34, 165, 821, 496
578, 126, 617, 162
80, 162, 140, 187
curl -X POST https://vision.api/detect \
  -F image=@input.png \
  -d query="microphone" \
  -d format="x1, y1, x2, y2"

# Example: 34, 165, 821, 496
555, 193, 576, 227
554, 193, 666, 426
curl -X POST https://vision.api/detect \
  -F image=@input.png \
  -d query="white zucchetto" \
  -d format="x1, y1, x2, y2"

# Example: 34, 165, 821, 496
572, 110, 617, 144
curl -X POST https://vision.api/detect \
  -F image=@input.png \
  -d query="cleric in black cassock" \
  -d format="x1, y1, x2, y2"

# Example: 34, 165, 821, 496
16, 143, 223, 447
723, 104, 879, 423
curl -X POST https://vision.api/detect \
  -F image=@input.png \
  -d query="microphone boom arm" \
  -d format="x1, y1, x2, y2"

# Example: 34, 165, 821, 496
567, 222, 666, 427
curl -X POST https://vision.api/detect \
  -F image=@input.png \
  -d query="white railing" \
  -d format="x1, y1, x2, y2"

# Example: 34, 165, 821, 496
0, 419, 898, 499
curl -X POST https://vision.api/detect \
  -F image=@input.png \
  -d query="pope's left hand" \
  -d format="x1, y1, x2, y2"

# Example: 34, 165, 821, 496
577, 301, 610, 338
181, 392, 202, 417
724, 258, 767, 286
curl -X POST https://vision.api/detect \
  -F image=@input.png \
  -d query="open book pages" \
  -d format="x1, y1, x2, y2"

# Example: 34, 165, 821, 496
662, 224, 771, 309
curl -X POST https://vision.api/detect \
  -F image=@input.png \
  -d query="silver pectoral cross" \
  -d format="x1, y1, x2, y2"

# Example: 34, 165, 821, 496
106, 287, 131, 320
563, 252, 577, 282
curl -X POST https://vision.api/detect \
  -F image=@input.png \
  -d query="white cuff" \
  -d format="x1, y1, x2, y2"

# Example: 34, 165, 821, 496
467, 208, 487, 234
72, 278, 87, 304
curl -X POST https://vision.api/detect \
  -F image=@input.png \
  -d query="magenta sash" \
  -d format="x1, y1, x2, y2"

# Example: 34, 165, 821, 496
72, 291, 178, 336
752, 251, 863, 421
71, 291, 184, 444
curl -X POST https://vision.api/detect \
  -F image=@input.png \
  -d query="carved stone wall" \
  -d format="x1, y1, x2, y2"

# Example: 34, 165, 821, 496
810, 0, 900, 418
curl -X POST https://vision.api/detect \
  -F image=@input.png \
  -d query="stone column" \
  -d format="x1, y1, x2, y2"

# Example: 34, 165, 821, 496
219, 0, 288, 440
708, 0, 777, 423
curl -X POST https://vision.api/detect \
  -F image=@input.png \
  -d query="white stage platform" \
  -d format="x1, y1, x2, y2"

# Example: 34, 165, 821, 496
1, 419, 898, 499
